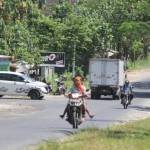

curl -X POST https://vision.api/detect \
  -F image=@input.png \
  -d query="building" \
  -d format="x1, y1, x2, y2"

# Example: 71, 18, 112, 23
0, 55, 11, 71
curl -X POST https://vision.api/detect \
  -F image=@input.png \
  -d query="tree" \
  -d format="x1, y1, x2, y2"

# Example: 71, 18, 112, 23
0, 0, 150, 74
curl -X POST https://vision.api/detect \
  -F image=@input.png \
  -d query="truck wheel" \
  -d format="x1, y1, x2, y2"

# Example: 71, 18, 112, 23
95, 93, 100, 100
91, 90, 100, 100
115, 95, 120, 100
39, 96, 44, 100
91, 92, 96, 99
113, 94, 120, 100
91, 93, 99, 99
112, 94, 117, 100
99, 95, 101, 99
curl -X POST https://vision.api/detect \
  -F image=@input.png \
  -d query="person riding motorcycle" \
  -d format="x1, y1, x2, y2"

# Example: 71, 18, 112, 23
60, 75, 94, 119
121, 79, 133, 104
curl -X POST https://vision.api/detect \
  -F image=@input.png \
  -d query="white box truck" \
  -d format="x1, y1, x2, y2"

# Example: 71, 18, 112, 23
89, 58, 124, 99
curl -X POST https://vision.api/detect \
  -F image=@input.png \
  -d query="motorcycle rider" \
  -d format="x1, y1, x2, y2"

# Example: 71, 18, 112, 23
55, 76, 66, 95
60, 74, 94, 119
121, 79, 133, 104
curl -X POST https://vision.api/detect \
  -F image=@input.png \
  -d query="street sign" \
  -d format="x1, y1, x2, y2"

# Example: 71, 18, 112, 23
40, 52, 65, 67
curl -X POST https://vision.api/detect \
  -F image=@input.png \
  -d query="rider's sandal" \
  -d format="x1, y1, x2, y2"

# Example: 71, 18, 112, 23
59, 115, 64, 119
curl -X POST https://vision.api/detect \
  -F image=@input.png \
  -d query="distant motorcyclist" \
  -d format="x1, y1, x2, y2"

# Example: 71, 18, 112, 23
121, 79, 133, 104
55, 78, 65, 95
60, 74, 94, 119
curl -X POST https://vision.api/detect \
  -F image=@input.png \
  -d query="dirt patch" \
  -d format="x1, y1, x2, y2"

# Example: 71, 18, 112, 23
127, 68, 150, 82
0, 104, 36, 117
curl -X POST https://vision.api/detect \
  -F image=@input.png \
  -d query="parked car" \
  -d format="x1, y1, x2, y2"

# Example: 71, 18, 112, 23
0, 71, 49, 100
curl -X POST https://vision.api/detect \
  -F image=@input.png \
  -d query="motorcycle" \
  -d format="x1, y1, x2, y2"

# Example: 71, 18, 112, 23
55, 80, 66, 95
47, 82, 52, 93
66, 93, 85, 129
121, 90, 130, 109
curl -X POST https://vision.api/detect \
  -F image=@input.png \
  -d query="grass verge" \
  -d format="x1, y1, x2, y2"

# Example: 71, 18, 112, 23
31, 118, 150, 150
128, 55, 150, 71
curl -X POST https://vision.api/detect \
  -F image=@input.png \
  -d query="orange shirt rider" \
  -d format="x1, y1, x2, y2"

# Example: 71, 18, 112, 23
68, 76, 86, 96
74, 76, 86, 93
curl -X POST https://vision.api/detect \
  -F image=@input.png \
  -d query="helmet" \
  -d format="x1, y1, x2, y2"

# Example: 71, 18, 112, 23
125, 80, 129, 85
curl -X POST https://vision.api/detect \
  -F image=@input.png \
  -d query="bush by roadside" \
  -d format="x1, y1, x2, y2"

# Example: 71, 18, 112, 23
128, 54, 150, 71
47, 71, 90, 94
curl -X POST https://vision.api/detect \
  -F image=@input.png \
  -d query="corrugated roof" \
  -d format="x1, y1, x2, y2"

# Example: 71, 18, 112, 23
0, 55, 11, 58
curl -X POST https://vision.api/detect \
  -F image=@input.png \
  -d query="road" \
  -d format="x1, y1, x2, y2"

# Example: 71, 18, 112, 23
0, 75, 150, 150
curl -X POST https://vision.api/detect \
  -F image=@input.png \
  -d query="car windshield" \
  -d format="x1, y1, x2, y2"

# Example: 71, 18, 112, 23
22, 74, 35, 82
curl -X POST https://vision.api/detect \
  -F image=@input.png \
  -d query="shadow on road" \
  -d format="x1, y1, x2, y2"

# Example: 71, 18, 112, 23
90, 98, 117, 101
131, 81, 150, 98
53, 129, 74, 135
0, 97, 41, 101
130, 105, 150, 112
132, 81, 150, 89
133, 91, 150, 98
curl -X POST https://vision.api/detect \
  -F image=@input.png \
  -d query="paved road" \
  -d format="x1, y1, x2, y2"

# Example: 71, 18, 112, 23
0, 80, 150, 150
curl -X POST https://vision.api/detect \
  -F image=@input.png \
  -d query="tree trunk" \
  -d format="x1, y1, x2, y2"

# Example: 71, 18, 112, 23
143, 44, 148, 59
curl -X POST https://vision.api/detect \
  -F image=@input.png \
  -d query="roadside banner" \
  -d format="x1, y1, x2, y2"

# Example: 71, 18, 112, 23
40, 52, 65, 67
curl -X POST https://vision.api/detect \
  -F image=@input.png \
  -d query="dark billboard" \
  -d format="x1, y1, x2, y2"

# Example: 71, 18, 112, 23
40, 52, 65, 67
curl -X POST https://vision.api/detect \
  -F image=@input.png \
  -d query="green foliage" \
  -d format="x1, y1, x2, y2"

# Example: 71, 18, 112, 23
47, 73, 59, 93
0, 0, 150, 73
63, 71, 73, 92
128, 54, 150, 70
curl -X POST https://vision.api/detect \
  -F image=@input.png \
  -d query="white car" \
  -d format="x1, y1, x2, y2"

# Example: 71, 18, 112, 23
0, 71, 49, 100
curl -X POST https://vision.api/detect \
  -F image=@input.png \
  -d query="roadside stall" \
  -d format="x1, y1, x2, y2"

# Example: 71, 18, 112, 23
39, 52, 65, 80
0, 55, 11, 71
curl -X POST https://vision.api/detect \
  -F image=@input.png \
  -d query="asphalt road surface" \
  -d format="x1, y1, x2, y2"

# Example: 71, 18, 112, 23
0, 79, 150, 150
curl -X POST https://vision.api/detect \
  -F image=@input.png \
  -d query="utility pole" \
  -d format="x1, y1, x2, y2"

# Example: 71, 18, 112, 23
72, 40, 76, 77
72, 0, 78, 77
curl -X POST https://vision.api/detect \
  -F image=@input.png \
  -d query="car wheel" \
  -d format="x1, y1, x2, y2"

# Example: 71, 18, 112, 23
91, 91, 96, 99
39, 96, 44, 100
0, 95, 3, 98
112, 94, 116, 100
29, 90, 40, 100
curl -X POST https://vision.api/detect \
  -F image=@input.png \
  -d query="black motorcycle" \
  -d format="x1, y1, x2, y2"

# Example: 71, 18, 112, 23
66, 93, 85, 129
121, 90, 131, 109
55, 80, 66, 95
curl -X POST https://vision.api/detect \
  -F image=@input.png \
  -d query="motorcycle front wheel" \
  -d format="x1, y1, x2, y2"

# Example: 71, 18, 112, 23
72, 108, 78, 129
122, 97, 128, 109
123, 103, 128, 109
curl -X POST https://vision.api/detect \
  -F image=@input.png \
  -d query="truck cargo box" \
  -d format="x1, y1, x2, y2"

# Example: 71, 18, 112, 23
89, 58, 124, 86
89, 58, 124, 99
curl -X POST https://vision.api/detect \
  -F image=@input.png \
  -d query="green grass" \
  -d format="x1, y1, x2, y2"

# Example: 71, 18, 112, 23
31, 118, 150, 150
128, 55, 150, 71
